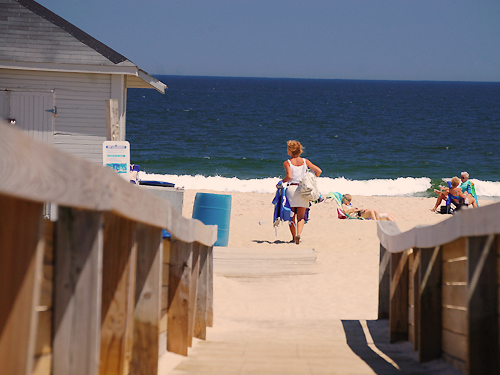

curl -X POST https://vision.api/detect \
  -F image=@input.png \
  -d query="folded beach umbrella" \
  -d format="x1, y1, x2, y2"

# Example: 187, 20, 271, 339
272, 186, 293, 227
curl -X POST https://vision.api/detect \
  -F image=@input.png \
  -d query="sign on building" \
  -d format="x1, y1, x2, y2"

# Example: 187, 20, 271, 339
103, 141, 130, 181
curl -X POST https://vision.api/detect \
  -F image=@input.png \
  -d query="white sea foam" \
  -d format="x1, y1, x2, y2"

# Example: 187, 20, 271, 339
138, 172, 500, 198
139, 172, 434, 196
470, 179, 500, 198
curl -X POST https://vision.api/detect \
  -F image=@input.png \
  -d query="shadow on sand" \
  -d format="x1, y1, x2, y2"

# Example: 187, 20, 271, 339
251, 239, 294, 245
341, 320, 462, 375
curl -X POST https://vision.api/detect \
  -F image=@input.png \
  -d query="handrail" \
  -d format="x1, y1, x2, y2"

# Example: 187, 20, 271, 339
377, 201, 500, 372
0, 123, 217, 246
377, 201, 500, 253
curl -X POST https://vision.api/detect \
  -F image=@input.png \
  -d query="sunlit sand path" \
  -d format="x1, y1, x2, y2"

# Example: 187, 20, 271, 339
159, 244, 461, 375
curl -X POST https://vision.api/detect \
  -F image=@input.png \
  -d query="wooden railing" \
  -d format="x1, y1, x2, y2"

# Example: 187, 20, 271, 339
0, 123, 217, 375
377, 203, 500, 375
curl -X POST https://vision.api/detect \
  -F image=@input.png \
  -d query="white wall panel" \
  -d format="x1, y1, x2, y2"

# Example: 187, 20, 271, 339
0, 68, 119, 164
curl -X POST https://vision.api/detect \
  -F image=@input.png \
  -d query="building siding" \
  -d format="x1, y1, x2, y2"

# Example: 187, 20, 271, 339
0, 68, 113, 163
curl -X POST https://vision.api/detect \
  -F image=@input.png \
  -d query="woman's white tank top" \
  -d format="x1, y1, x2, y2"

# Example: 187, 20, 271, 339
288, 158, 307, 184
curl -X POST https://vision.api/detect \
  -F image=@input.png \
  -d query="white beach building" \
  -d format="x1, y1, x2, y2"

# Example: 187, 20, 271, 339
0, 0, 166, 163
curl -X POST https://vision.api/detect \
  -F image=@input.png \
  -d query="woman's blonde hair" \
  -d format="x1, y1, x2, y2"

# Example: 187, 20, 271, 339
342, 194, 352, 204
287, 140, 303, 157
451, 176, 460, 187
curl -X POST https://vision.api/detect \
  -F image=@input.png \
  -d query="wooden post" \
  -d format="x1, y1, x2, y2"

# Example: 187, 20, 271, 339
389, 249, 409, 342
130, 223, 162, 375
34, 219, 55, 373
0, 195, 45, 375
99, 213, 136, 375
207, 246, 214, 327
53, 207, 103, 375
412, 248, 420, 351
167, 240, 193, 356
378, 244, 391, 319
105, 99, 119, 141
418, 246, 442, 362
194, 245, 209, 340
188, 243, 200, 347
159, 239, 171, 356
466, 235, 498, 375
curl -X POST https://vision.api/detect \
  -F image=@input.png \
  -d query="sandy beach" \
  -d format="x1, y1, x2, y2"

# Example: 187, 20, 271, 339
160, 191, 491, 374
182, 191, 454, 321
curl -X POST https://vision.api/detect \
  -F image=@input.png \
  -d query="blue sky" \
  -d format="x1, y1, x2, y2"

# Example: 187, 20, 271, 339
36, 0, 500, 81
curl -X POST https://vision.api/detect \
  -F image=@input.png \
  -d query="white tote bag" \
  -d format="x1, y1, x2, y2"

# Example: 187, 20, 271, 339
297, 169, 320, 201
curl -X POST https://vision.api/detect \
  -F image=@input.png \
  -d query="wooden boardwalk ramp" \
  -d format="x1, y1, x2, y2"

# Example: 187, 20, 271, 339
159, 245, 462, 375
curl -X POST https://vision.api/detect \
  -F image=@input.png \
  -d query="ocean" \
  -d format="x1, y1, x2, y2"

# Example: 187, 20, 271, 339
126, 76, 500, 198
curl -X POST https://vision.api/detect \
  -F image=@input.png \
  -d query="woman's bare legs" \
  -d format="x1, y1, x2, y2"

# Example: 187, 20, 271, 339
431, 192, 448, 211
381, 213, 396, 221
465, 194, 478, 207
361, 208, 380, 220
294, 207, 307, 244
288, 212, 297, 242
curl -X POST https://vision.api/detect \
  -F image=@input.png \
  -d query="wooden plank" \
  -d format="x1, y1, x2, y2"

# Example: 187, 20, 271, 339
53, 207, 103, 375
442, 329, 467, 362
167, 240, 193, 356
188, 243, 201, 347
442, 284, 467, 308
161, 286, 169, 315
105, 99, 119, 141
194, 245, 209, 340
408, 250, 415, 345
378, 244, 391, 319
0, 195, 44, 375
443, 353, 466, 374
207, 246, 214, 327
389, 250, 409, 343
35, 219, 54, 366
418, 246, 442, 362
161, 239, 171, 335
443, 258, 466, 284
412, 248, 420, 351
467, 235, 498, 375
33, 354, 52, 375
38, 220, 54, 309
498, 236, 500, 375
442, 238, 467, 261
99, 213, 136, 375
408, 252, 414, 308
130, 224, 162, 375
443, 307, 467, 335
35, 310, 52, 356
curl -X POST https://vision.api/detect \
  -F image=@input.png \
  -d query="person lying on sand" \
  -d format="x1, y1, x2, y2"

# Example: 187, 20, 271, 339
342, 194, 396, 221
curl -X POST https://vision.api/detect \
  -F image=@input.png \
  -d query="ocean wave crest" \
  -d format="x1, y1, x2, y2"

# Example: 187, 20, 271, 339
138, 172, 440, 196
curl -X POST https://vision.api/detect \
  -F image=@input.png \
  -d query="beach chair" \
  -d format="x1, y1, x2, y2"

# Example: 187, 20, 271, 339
325, 192, 366, 220
439, 181, 468, 214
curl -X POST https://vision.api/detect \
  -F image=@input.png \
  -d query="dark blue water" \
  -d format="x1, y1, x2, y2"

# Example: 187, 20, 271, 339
126, 76, 500, 187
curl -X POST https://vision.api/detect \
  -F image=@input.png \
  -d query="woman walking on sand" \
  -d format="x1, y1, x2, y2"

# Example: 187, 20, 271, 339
277, 140, 322, 244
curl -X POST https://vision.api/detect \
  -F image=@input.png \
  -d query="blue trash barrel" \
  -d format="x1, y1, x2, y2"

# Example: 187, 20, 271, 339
192, 193, 231, 247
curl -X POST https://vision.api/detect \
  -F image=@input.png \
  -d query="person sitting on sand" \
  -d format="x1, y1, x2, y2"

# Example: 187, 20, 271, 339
431, 171, 476, 211
447, 176, 478, 208
342, 194, 396, 221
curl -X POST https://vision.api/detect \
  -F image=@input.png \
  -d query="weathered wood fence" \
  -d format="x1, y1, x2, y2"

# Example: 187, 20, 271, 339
0, 123, 217, 375
377, 204, 500, 375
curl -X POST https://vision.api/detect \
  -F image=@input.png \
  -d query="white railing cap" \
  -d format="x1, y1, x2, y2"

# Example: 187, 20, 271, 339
378, 202, 500, 253
0, 122, 217, 246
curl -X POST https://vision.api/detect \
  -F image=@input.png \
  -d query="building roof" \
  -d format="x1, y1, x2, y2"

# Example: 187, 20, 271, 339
0, 0, 166, 92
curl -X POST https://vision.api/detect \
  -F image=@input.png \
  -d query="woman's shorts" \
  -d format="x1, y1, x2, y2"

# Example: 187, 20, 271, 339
286, 185, 310, 208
